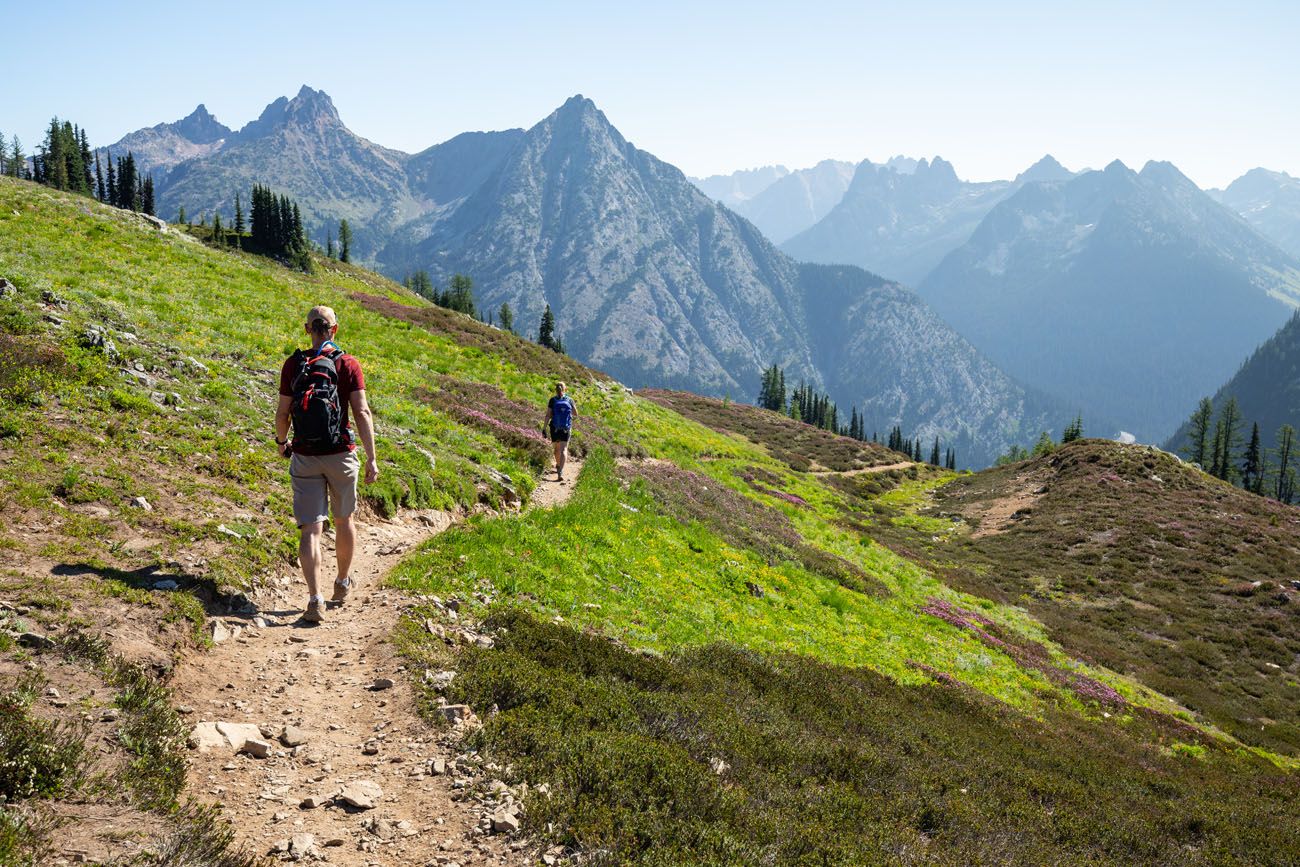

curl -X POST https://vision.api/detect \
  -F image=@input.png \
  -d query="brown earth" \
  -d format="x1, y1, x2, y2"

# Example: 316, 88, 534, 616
168, 462, 583, 866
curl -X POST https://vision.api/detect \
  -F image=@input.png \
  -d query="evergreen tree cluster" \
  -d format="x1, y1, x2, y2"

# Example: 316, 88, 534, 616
0, 130, 24, 178
248, 184, 310, 271
1181, 396, 1296, 502
16, 117, 155, 215
758, 365, 787, 412
403, 271, 478, 316
758, 364, 957, 466
789, 382, 838, 431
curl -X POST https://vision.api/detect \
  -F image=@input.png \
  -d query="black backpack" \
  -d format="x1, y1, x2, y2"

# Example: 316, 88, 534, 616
289, 343, 351, 451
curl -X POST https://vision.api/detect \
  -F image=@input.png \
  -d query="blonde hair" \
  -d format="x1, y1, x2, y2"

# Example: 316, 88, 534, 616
554, 381, 566, 396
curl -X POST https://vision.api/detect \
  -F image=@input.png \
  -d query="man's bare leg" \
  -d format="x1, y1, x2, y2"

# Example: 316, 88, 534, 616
335, 514, 355, 586
299, 520, 324, 599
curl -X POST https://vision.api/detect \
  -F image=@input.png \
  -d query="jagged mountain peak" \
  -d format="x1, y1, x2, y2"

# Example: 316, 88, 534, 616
1015, 154, 1072, 184
1139, 159, 1198, 192
235, 85, 342, 141
172, 104, 229, 144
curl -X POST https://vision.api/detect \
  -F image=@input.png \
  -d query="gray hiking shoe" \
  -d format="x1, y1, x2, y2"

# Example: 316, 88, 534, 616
303, 600, 325, 624
331, 577, 352, 606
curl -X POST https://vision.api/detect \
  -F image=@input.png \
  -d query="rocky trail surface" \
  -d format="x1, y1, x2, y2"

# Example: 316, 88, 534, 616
172, 462, 583, 866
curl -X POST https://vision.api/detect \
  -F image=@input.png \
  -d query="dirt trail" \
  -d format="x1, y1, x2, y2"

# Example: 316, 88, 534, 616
810, 461, 915, 477
172, 461, 583, 866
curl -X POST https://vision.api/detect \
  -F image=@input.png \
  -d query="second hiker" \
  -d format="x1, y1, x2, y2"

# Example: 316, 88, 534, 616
542, 381, 576, 482
274, 305, 379, 624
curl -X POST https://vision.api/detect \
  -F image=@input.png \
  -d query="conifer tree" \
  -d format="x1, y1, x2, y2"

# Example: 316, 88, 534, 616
1185, 397, 1214, 467
930, 436, 941, 466
93, 151, 104, 201
538, 304, 556, 349
212, 212, 223, 245
234, 192, 245, 236
105, 149, 117, 205
499, 302, 513, 334
10, 136, 24, 179
77, 126, 93, 194
1275, 425, 1296, 503
1242, 422, 1262, 493
177, 205, 186, 224
141, 175, 155, 216
1215, 397, 1243, 482
326, 228, 335, 259
338, 219, 352, 263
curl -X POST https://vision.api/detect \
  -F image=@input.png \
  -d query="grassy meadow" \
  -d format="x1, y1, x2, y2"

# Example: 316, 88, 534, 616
1, 176, 1297, 864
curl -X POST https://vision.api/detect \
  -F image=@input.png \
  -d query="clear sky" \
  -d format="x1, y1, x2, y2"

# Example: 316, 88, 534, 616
4, 0, 1296, 188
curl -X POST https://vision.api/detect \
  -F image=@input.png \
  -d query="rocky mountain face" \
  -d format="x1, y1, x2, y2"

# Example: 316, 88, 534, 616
1213, 168, 1300, 260
100, 104, 232, 181
726, 159, 857, 243
106, 88, 1061, 465
781, 156, 1020, 285
920, 160, 1300, 441
376, 97, 1057, 466
1165, 310, 1300, 455
157, 87, 413, 260
689, 165, 789, 207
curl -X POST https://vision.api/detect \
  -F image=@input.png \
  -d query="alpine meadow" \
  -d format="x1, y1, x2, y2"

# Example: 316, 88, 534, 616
3, 4, 1300, 865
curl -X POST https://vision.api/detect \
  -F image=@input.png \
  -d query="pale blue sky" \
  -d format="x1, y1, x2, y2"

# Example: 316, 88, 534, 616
4, 0, 1296, 187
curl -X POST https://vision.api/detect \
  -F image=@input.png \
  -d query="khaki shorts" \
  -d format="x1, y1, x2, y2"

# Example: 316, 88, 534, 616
290, 450, 360, 527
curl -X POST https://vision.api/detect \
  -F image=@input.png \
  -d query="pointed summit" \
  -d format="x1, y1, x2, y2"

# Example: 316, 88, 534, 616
173, 103, 230, 144
236, 86, 342, 141
1015, 154, 1072, 185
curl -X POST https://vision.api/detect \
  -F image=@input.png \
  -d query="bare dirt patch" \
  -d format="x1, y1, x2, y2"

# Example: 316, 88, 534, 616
169, 474, 583, 866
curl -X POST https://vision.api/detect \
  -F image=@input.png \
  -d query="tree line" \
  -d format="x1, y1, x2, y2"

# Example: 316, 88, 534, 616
1, 117, 156, 215
1180, 396, 1296, 503
995, 415, 1085, 465
758, 363, 957, 468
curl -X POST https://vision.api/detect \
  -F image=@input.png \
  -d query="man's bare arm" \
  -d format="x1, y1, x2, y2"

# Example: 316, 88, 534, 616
275, 395, 292, 456
349, 389, 379, 484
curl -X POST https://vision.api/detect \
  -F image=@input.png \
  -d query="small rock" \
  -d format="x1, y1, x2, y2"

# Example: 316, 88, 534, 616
101, 708, 121, 722
289, 833, 316, 858
280, 725, 309, 747
216, 524, 241, 539
177, 705, 194, 715
188, 722, 226, 752
370, 677, 395, 691
361, 741, 380, 755
241, 739, 272, 759
490, 811, 521, 834
216, 721, 264, 752
152, 579, 179, 591
131, 496, 153, 511
745, 581, 764, 599
299, 794, 326, 809
17, 632, 54, 650
429, 758, 447, 775
209, 620, 232, 643
438, 704, 475, 724
336, 779, 383, 810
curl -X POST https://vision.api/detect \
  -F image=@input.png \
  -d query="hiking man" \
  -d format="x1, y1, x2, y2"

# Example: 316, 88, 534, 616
542, 381, 576, 482
274, 305, 379, 624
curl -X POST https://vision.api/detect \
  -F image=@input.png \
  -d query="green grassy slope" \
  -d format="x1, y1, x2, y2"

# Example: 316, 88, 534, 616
1, 177, 1297, 864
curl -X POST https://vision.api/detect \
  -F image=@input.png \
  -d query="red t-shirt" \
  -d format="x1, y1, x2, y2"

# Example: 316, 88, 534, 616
279, 348, 365, 455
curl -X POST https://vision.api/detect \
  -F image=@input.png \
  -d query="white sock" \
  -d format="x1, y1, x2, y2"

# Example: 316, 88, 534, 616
310, 594, 325, 604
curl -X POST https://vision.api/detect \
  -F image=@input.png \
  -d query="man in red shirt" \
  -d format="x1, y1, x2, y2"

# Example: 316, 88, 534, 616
275, 305, 379, 623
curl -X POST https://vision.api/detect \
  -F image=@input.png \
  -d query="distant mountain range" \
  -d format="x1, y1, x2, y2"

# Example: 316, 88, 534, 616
99, 87, 1300, 461
99, 88, 1061, 467
1211, 168, 1300, 261
918, 160, 1300, 440
691, 160, 856, 244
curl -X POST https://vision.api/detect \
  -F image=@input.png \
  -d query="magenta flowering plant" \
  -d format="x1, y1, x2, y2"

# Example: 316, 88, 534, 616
920, 597, 1125, 707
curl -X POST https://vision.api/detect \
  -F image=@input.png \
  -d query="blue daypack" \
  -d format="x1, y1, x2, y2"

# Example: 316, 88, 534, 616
550, 395, 574, 429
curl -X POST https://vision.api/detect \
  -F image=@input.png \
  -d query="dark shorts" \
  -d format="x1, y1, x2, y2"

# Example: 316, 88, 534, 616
550, 426, 571, 443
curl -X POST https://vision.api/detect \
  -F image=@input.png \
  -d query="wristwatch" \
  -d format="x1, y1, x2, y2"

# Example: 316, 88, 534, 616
275, 437, 288, 446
